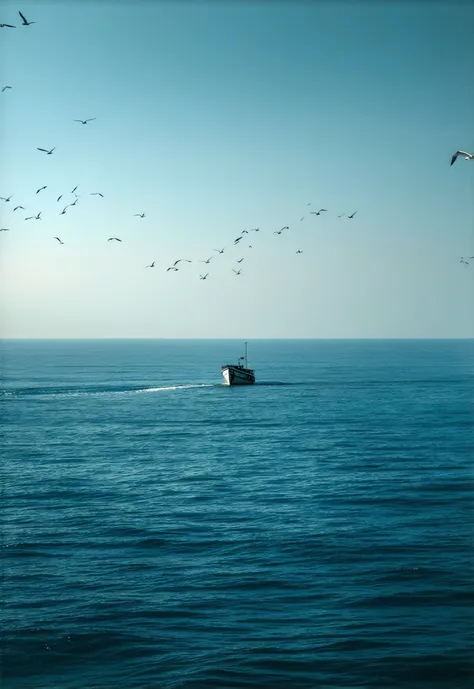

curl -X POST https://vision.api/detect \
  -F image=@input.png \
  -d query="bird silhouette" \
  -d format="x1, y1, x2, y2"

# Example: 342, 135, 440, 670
214, 248, 225, 254
74, 118, 96, 124
296, 250, 303, 254
36, 186, 47, 194
37, 147, 55, 155
19, 11, 35, 26
200, 273, 209, 280
13, 206, 24, 211
0, 24, 16, 28
90, 192, 104, 197
310, 209, 327, 216
53, 237, 64, 244
146, 262, 155, 268
237, 258, 244, 263
107, 237, 122, 242
200, 257, 213, 264
0, 195, 12, 202
134, 213, 145, 218
347, 211, 358, 218
234, 236, 243, 245
71, 185, 78, 194
232, 269, 242, 275
167, 266, 179, 272
0, 228, 10, 231
172, 259, 192, 266
2, 86, 12, 92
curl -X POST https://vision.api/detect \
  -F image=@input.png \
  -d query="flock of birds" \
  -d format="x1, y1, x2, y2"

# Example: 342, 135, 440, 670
2, 10, 473, 276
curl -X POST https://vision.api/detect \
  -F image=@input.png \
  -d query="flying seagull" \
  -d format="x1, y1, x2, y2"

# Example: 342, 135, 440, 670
74, 118, 96, 124
214, 248, 225, 254
200, 257, 213, 264
53, 237, 64, 244
450, 150, 474, 165
70, 198, 79, 206
71, 185, 78, 194
300, 217, 305, 221
34, 212, 41, 220
242, 230, 249, 234
460, 259, 469, 266
146, 261, 155, 268
25, 216, 34, 220
36, 186, 47, 194
107, 237, 122, 242
13, 206, 24, 211
251, 228, 260, 232
232, 269, 242, 275
237, 258, 244, 263
0, 195, 12, 202
2, 86, 12, 92
90, 192, 104, 197
18, 11, 35, 25
338, 214, 345, 219
60, 207, 68, 215
167, 266, 179, 272
310, 209, 327, 215
172, 259, 192, 266
134, 213, 145, 218
0, 228, 10, 231
57, 195, 62, 202
37, 147, 55, 155
347, 211, 358, 218
274, 226, 288, 235
200, 273, 209, 280
0, 24, 16, 28
234, 236, 243, 245
296, 250, 303, 254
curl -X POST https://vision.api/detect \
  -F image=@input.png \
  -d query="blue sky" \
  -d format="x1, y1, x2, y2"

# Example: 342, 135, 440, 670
1, 0, 473, 338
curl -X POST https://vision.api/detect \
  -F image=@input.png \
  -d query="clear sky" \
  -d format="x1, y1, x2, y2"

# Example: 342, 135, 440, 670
1, 0, 473, 338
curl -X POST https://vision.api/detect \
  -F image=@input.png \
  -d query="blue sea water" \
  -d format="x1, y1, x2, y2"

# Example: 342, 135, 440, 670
1, 338, 473, 689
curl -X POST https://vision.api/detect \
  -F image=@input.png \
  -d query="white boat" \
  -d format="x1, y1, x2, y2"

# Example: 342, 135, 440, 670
221, 342, 255, 386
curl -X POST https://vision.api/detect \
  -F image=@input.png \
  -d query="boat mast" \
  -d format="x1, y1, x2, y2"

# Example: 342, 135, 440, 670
245, 341, 248, 369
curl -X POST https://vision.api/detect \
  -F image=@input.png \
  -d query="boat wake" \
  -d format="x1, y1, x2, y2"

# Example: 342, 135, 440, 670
1, 383, 218, 399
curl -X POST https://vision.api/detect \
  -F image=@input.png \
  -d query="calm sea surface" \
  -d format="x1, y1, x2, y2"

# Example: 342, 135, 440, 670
2, 339, 473, 689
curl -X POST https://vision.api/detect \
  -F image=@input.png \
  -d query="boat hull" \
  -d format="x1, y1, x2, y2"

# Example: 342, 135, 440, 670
222, 365, 255, 386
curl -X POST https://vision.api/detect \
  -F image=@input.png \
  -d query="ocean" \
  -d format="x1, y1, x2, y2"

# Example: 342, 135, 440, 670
2, 339, 473, 689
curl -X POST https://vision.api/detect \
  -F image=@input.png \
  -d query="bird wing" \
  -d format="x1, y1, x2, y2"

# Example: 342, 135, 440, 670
37, 148, 48, 152
86, 118, 96, 122
19, 11, 27, 22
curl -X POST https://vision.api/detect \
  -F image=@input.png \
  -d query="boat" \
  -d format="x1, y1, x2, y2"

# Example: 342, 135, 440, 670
221, 341, 255, 386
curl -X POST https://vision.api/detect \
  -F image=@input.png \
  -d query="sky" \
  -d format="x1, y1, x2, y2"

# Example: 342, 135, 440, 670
1, 0, 473, 338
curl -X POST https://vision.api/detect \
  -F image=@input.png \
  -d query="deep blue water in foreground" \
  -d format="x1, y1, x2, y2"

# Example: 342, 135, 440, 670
2, 339, 473, 689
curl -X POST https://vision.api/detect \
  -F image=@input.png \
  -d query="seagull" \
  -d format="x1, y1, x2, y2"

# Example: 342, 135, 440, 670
451, 150, 474, 165
25, 216, 34, 220
251, 228, 260, 232
248, 245, 253, 249
2, 86, 12, 92
167, 266, 179, 272
74, 118, 96, 124
172, 259, 192, 266
107, 237, 122, 242
0, 228, 10, 231
296, 250, 303, 254
214, 248, 225, 254
70, 198, 79, 206
200, 257, 213, 264
57, 195, 62, 202
232, 269, 242, 275
90, 192, 104, 197
460, 259, 469, 266
0, 24, 16, 28
234, 236, 243, 244
0, 195, 12, 202
146, 261, 155, 268
237, 258, 244, 263
37, 147, 55, 155
300, 217, 305, 221
338, 214, 345, 219
200, 273, 209, 280
53, 237, 64, 244
34, 212, 41, 220
310, 209, 327, 215
13, 206, 24, 211
347, 211, 358, 218
60, 207, 68, 215
134, 213, 145, 218
71, 185, 78, 194
274, 227, 288, 235
18, 11, 35, 26
36, 186, 47, 194
242, 230, 249, 234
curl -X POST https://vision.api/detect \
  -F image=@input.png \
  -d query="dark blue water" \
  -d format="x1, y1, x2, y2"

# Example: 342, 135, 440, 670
2, 339, 473, 689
